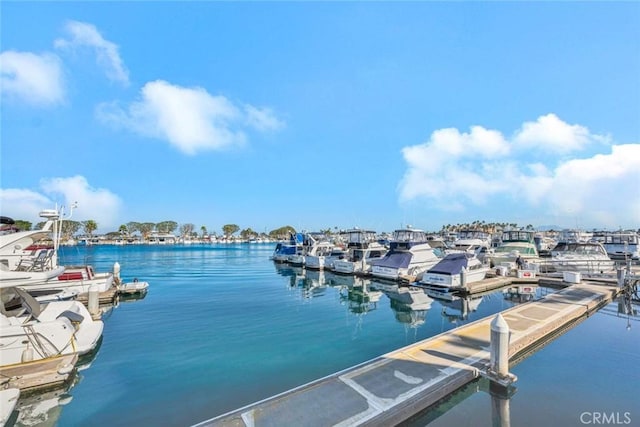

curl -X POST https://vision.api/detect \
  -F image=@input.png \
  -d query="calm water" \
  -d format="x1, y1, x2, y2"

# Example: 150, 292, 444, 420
10, 244, 638, 426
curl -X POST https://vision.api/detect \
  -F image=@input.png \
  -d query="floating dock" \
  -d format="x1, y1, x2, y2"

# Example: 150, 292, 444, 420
195, 280, 619, 427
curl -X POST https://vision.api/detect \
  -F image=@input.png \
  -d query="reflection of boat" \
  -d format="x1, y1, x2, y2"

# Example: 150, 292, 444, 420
503, 285, 538, 302
14, 379, 76, 427
381, 285, 433, 327
439, 296, 483, 323
340, 282, 382, 314
1, 388, 19, 426
417, 253, 490, 301
370, 228, 441, 281
1, 286, 103, 366
333, 229, 388, 275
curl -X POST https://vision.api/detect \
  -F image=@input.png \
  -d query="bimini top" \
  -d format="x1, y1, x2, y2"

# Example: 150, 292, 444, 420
0, 216, 15, 225
427, 253, 473, 276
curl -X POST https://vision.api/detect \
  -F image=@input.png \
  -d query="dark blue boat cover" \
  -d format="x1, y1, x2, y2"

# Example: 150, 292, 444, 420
369, 252, 413, 268
427, 253, 471, 275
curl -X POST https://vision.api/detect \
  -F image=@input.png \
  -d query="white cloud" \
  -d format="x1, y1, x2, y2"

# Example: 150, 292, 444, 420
244, 105, 285, 132
97, 80, 284, 155
0, 176, 122, 231
0, 50, 65, 106
512, 113, 606, 153
399, 115, 639, 228
0, 189, 53, 221
55, 20, 129, 85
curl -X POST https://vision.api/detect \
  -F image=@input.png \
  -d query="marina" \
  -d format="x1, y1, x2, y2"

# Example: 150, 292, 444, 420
0, 241, 637, 426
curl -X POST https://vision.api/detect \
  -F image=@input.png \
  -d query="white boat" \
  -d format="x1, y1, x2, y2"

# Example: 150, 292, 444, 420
304, 245, 345, 271
0, 388, 19, 426
0, 207, 115, 296
447, 229, 492, 255
417, 253, 490, 301
287, 232, 329, 267
370, 227, 442, 281
118, 279, 150, 295
0, 286, 104, 367
543, 241, 616, 274
593, 230, 640, 261
486, 230, 540, 268
332, 229, 388, 275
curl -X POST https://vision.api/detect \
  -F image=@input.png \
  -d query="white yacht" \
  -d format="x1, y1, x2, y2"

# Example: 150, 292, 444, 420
332, 229, 387, 275
1, 286, 104, 367
0, 208, 115, 296
593, 230, 640, 261
486, 230, 539, 268
543, 241, 615, 274
305, 245, 346, 271
370, 227, 442, 281
288, 233, 331, 267
417, 252, 490, 300
447, 229, 492, 255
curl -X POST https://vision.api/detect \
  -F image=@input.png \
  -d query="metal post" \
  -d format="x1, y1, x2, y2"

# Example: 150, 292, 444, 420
490, 314, 510, 377
617, 268, 626, 288
88, 284, 99, 317
113, 262, 121, 287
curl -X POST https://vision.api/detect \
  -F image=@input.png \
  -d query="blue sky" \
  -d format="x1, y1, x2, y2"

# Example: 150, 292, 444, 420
2, 2, 639, 234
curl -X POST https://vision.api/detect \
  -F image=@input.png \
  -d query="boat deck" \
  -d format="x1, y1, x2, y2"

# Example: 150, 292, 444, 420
0, 354, 77, 393
195, 281, 619, 427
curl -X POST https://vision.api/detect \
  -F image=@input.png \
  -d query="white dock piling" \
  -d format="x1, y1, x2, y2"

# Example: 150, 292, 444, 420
113, 262, 121, 286
88, 284, 99, 317
490, 313, 510, 377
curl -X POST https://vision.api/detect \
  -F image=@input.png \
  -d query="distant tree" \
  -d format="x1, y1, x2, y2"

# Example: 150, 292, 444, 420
240, 228, 257, 239
126, 222, 141, 235
222, 224, 240, 237
82, 220, 98, 236
180, 223, 195, 237
139, 222, 155, 240
200, 226, 207, 237
61, 220, 81, 239
268, 226, 296, 240
14, 220, 32, 231
157, 221, 178, 234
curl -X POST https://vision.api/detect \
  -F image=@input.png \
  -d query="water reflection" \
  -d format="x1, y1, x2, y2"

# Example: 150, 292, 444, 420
13, 382, 75, 427
338, 281, 382, 315
438, 295, 484, 324
373, 283, 433, 328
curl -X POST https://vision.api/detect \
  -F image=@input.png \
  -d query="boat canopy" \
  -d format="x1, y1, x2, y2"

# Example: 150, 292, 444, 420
427, 253, 472, 276
369, 252, 412, 269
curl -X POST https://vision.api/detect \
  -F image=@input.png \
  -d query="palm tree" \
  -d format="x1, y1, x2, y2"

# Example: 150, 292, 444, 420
82, 220, 98, 236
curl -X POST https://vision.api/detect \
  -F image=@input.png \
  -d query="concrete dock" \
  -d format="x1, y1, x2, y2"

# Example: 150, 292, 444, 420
195, 280, 619, 427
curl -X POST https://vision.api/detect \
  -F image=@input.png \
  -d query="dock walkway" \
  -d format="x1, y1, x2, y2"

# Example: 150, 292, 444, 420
196, 281, 619, 427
